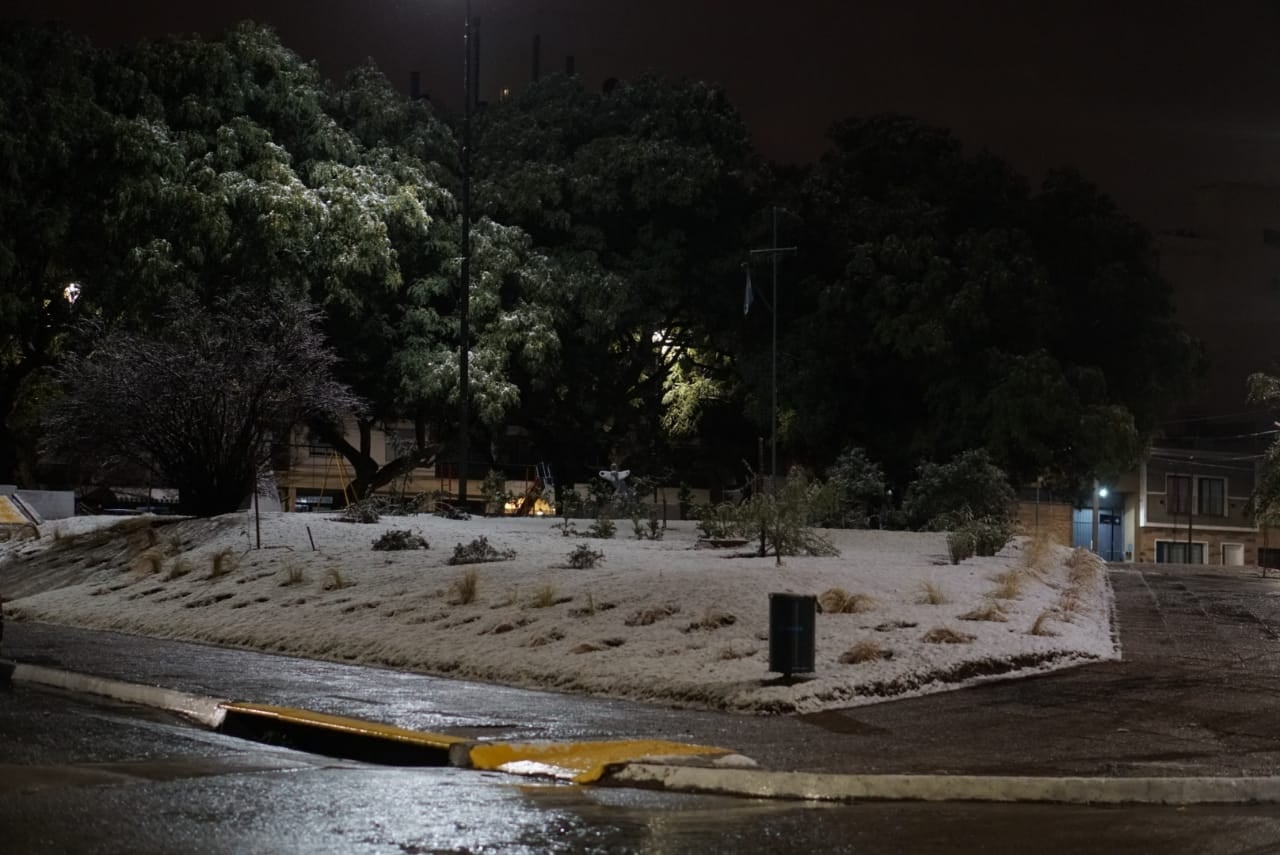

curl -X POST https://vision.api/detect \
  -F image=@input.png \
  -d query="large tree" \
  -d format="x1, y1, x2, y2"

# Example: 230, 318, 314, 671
474, 74, 762, 485
46, 290, 356, 516
773, 115, 1198, 489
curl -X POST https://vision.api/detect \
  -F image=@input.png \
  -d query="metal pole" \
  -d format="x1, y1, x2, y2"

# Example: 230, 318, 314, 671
457, 0, 473, 507
1091, 478, 1100, 556
770, 206, 778, 494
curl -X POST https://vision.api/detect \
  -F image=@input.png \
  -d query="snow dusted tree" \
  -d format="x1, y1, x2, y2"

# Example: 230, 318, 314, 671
45, 289, 358, 517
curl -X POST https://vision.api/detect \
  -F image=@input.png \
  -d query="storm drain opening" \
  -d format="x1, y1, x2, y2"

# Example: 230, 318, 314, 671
217, 702, 462, 767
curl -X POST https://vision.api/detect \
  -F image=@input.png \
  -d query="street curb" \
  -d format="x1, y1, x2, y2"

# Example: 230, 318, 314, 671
605, 764, 1280, 805
9, 660, 1280, 806
2, 660, 227, 729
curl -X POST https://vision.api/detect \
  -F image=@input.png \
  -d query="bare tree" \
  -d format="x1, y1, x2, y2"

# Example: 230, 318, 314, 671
46, 289, 360, 517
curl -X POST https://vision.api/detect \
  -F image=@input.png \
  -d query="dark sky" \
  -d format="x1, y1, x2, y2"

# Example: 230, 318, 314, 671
8, 0, 1280, 229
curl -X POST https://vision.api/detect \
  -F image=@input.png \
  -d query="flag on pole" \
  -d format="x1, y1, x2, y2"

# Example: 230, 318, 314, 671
743, 269, 754, 316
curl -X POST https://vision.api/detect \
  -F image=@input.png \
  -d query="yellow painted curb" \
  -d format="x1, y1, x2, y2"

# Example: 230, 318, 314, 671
466, 739, 732, 784
219, 702, 468, 751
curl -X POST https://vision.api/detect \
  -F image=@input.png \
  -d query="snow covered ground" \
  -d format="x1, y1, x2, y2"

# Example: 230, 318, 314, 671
1, 511, 1117, 714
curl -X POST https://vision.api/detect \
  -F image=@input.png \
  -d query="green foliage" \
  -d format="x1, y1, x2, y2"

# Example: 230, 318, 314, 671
775, 115, 1197, 489
566, 543, 605, 569
447, 536, 516, 566
738, 466, 840, 562
695, 502, 741, 540
816, 446, 888, 528
340, 499, 382, 525
631, 513, 664, 540
371, 530, 429, 551
902, 450, 1017, 532
585, 516, 617, 539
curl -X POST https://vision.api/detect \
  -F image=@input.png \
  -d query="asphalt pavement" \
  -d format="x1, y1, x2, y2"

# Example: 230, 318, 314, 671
4, 563, 1280, 784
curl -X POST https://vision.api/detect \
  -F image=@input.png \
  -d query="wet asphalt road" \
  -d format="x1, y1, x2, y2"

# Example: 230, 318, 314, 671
5, 564, 1280, 779
5, 683, 1280, 854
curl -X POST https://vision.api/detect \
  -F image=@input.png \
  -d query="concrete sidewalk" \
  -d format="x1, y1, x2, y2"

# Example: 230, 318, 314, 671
4, 565, 1280, 802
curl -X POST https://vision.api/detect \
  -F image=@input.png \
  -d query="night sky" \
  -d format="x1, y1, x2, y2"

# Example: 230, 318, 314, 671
7, 0, 1280, 230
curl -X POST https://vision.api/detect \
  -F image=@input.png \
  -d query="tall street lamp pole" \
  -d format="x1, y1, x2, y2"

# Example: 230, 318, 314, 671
457, 0, 474, 507
748, 206, 797, 492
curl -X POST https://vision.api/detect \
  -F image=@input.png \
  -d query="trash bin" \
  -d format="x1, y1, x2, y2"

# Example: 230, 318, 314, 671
768, 593, 816, 676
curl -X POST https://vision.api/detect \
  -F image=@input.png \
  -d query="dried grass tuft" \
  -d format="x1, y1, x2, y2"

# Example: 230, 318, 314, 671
990, 570, 1025, 600
917, 582, 948, 605
529, 584, 557, 609
959, 602, 1008, 622
450, 568, 479, 604
1030, 610, 1058, 636
819, 588, 877, 614
922, 626, 976, 645
279, 564, 305, 587
839, 640, 889, 664
208, 547, 238, 579
323, 568, 355, 591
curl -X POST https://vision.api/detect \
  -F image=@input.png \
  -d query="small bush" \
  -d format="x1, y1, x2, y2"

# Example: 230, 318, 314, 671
631, 514, 665, 541
947, 530, 976, 564
451, 568, 479, 604
372, 530, 429, 551
696, 502, 740, 540
922, 626, 975, 644
339, 499, 381, 524
840, 640, 889, 664
972, 517, 1012, 557
566, 543, 605, 569
448, 536, 516, 565
585, 516, 617, 539
917, 582, 948, 605
208, 547, 238, 578
322, 568, 354, 590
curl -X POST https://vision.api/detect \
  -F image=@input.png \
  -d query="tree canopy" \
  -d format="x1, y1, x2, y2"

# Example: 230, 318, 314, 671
0, 21, 1202, 507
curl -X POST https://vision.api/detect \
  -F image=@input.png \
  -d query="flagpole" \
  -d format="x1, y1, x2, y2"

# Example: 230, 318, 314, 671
747, 207, 797, 493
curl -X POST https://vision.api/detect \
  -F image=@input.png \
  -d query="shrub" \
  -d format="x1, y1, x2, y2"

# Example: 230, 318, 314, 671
372, 530, 429, 551
947, 530, 976, 564
818, 446, 888, 529
585, 516, 616, 539
972, 517, 1012, 556
448, 536, 516, 565
696, 502, 740, 540
339, 499, 381, 524
902, 450, 1016, 531
738, 467, 840, 561
566, 544, 604, 569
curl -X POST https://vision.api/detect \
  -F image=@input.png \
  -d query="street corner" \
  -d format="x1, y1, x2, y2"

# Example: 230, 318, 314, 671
458, 738, 748, 784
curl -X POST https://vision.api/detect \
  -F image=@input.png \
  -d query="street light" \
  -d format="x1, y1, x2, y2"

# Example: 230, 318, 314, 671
747, 207, 797, 493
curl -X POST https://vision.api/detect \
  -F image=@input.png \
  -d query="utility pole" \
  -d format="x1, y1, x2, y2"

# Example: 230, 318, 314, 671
748, 207, 797, 493
457, 0, 474, 508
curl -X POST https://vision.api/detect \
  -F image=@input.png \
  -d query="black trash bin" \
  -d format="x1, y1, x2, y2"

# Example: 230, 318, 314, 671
768, 593, 816, 676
